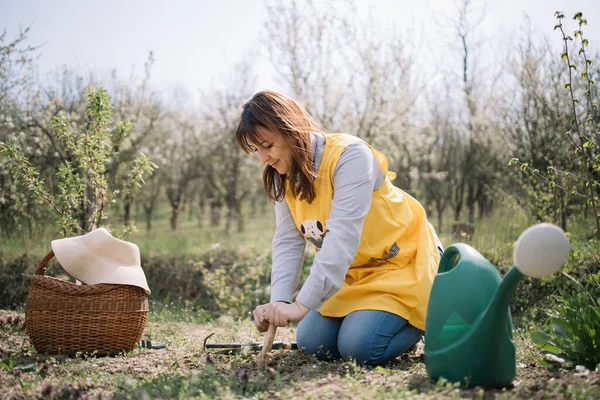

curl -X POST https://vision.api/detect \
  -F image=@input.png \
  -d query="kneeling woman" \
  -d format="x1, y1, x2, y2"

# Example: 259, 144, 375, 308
236, 90, 443, 366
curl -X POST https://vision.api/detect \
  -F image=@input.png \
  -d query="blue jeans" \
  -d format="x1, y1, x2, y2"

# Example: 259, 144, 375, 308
296, 310, 423, 366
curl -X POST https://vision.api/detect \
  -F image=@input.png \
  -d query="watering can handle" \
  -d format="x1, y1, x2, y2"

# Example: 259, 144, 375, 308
437, 246, 460, 273
437, 243, 489, 274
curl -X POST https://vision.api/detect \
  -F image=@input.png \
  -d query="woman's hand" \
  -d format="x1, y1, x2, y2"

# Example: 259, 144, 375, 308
253, 301, 310, 332
253, 303, 272, 332
265, 301, 310, 327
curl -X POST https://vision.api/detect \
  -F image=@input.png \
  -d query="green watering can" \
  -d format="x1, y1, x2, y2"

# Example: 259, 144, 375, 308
424, 223, 570, 388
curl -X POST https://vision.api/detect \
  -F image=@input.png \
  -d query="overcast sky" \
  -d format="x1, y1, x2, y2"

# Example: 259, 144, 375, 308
1, 0, 598, 98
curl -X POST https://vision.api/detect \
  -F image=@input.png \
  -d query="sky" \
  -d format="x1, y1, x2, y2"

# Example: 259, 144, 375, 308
1, 0, 599, 100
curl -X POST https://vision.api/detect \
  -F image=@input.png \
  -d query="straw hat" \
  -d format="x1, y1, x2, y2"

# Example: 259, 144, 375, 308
51, 228, 151, 293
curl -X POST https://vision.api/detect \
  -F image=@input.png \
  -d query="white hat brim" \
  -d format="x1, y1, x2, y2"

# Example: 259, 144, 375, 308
51, 228, 151, 294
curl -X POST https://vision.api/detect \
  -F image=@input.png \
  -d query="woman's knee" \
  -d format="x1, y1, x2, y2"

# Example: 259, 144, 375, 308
336, 310, 423, 366
296, 324, 322, 355
337, 323, 387, 365
338, 337, 381, 365
296, 311, 341, 360
338, 332, 421, 366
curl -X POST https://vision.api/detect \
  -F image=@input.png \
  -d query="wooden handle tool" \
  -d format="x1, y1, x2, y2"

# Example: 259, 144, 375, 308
258, 324, 277, 366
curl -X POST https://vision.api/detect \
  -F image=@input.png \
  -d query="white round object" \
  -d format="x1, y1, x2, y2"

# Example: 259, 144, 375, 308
513, 223, 570, 278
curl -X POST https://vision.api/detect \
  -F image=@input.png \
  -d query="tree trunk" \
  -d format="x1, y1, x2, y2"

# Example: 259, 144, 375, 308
144, 205, 153, 232
210, 197, 222, 227
170, 197, 181, 231
197, 195, 205, 227
225, 199, 234, 234
123, 194, 132, 225
560, 192, 568, 233
78, 191, 89, 232
170, 204, 180, 231
185, 198, 194, 221
454, 179, 465, 221
236, 200, 245, 233
467, 183, 476, 224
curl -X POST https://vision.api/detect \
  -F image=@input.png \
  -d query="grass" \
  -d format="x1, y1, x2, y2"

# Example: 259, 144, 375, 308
131, 206, 275, 258
2, 198, 599, 398
1, 309, 599, 400
0, 203, 276, 259
148, 299, 215, 325
4, 194, 595, 264
1, 196, 530, 259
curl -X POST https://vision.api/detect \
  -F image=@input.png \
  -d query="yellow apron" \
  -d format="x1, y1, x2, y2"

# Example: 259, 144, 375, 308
285, 133, 440, 330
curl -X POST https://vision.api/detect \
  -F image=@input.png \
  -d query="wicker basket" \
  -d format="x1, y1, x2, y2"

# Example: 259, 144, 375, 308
25, 250, 148, 355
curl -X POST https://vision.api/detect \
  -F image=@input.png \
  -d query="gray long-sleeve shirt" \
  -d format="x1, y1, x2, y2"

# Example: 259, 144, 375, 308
269, 132, 385, 311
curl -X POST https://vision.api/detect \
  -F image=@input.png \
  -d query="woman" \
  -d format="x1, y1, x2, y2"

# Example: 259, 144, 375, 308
236, 90, 443, 366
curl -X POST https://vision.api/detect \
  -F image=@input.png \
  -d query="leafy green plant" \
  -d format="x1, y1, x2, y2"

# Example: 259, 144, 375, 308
0, 355, 17, 373
531, 273, 600, 369
521, 11, 600, 372
0, 86, 156, 237
555, 11, 600, 238
508, 11, 599, 238
197, 253, 271, 317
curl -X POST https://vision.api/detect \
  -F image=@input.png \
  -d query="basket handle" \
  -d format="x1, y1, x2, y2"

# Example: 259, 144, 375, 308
35, 250, 55, 276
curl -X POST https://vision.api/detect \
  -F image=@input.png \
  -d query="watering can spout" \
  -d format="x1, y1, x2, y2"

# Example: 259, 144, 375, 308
479, 266, 524, 343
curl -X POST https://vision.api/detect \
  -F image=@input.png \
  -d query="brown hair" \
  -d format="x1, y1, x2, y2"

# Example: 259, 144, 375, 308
236, 90, 320, 203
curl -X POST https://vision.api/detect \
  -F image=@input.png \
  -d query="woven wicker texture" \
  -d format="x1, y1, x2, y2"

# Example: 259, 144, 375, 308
25, 250, 148, 355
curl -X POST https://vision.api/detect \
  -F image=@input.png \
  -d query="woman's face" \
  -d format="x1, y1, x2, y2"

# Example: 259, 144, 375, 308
249, 125, 293, 175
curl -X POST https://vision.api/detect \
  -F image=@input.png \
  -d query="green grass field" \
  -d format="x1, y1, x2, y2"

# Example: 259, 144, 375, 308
1, 199, 599, 399
0, 196, 534, 259
2, 308, 599, 400
0, 202, 276, 259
